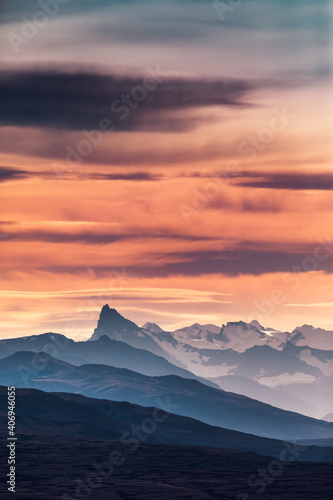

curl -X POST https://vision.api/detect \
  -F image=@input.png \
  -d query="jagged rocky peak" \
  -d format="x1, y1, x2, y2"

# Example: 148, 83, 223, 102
100, 304, 122, 318
98, 305, 134, 324
221, 320, 255, 331
89, 306, 166, 356
90, 305, 139, 341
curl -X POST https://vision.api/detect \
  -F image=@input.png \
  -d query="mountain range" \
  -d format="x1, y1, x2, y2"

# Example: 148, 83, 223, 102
1, 385, 332, 462
1, 305, 333, 499
1, 384, 333, 499
90, 306, 333, 419
1, 350, 333, 442
1, 305, 332, 420
0, 331, 216, 387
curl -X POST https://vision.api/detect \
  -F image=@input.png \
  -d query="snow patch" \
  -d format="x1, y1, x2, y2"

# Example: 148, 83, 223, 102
258, 373, 317, 388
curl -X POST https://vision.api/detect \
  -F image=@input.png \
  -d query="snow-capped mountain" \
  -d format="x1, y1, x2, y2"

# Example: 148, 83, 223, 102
89, 306, 333, 418
289, 325, 333, 351
1, 305, 332, 419
171, 323, 221, 349
144, 319, 292, 353
142, 322, 165, 334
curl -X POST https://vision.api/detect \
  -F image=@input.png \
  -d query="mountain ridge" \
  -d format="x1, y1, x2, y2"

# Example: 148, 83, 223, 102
1, 350, 333, 441
1, 305, 332, 419
1, 385, 333, 463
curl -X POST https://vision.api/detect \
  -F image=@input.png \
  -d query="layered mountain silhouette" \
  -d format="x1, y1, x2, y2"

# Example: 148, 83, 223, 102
0, 331, 216, 387
1, 351, 333, 441
88, 306, 333, 418
1, 305, 333, 500
206, 374, 315, 416
1, 305, 332, 419
0, 386, 332, 462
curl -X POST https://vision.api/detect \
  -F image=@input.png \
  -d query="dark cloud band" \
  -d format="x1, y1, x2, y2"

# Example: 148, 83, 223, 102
0, 68, 253, 132
237, 172, 333, 191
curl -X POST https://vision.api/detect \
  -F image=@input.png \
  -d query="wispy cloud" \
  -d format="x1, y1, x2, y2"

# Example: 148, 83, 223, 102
0, 166, 162, 184
0, 166, 38, 183
86, 172, 162, 181
237, 172, 333, 190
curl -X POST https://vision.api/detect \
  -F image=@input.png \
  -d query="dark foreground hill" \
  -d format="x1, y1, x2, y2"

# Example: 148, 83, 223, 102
1, 386, 333, 462
0, 435, 332, 500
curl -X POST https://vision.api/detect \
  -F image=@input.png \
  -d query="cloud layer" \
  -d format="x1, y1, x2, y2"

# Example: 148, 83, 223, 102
0, 68, 256, 131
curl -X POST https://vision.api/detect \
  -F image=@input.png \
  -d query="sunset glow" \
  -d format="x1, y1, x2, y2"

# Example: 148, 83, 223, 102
1, 0, 333, 337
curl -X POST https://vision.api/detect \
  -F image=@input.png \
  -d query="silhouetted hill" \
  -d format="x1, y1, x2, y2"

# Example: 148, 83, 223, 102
1, 353, 333, 441
0, 434, 332, 499
0, 386, 333, 462
0, 331, 216, 387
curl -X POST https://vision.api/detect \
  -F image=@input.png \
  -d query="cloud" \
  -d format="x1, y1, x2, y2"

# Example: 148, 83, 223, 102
0, 166, 33, 183
5, 245, 331, 277
237, 172, 333, 191
0, 125, 236, 166
3, 231, 129, 245
126, 248, 333, 277
187, 170, 333, 193
0, 68, 256, 132
85, 172, 162, 181
1, 225, 211, 245
0, 0, 126, 24
0, 165, 163, 183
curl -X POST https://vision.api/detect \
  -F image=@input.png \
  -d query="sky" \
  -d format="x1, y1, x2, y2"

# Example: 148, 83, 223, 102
0, 0, 333, 339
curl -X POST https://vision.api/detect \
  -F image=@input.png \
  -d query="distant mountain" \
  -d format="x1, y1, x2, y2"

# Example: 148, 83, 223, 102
89, 304, 167, 357
144, 319, 292, 353
143, 334, 333, 419
323, 412, 333, 422
283, 341, 333, 376
0, 331, 216, 387
89, 305, 333, 357
87, 307, 333, 419
207, 374, 315, 416
1, 386, 332, 463
142, 322, 164, 334
170, 323, 221, 349
1, 351, 333, 441
2, 306, 332, 419
289, 325, 333, 351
